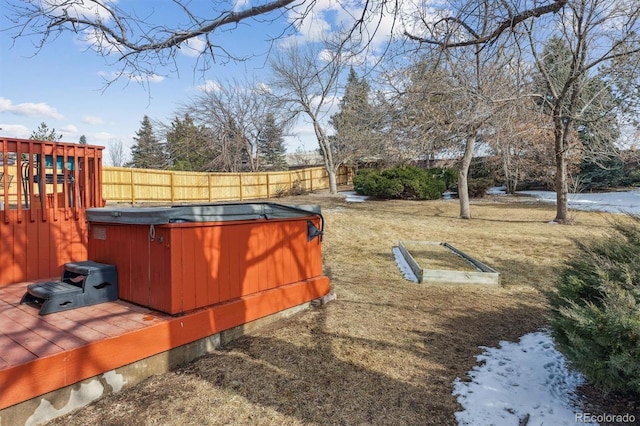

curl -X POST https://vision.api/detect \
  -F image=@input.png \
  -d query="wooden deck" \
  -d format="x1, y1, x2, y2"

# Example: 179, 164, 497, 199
0, 276, 330, 410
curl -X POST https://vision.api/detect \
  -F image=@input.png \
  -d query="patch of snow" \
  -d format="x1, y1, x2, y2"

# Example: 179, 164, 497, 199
392, 247, 418, 282
443, 191, 456, 200
453, 331, 596, 426
340, 191, 370, 203
520, 189, 640, 214
487, 186, 507, 195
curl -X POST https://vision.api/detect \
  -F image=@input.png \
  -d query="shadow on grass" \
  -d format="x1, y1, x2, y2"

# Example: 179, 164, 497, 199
168, 295, 550, 426
44, 286, 553, 426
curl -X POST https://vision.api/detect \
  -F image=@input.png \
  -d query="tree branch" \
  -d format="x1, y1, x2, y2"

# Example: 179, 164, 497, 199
405, 0, 568, 48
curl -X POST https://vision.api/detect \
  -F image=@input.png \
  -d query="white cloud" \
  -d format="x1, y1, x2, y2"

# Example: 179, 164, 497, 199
0, 97, 64, 119
180, 36, 207, 58
286, 0, 428, 53
128, 73, 165, 84
45, 0, 125, 55
285, 123, 318, 152
234, 0, 251, 11
0, 124, 31, 139
254, 82, 271, 95
98, 71, 165, 84
60, 124, 79, 135
83, 115, 105, 125
196, 80, 221, 93
43, 0, 117, 21
295, 8, 333, 42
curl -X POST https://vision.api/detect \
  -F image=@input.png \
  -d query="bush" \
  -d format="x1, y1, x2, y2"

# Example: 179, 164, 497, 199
548, 216, 640, 394
624, 169, 640, 187
578, 157, 625, 190
467, 178, 494, 198
450, 177, 495, 198
428, 167, 458, 190
353, 166, 446, 200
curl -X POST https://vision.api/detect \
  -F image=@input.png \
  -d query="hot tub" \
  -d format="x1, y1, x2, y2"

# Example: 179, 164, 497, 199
86, 203, 328, 315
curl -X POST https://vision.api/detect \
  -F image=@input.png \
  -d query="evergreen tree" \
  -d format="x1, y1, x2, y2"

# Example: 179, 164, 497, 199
258, 113, 287, 171
329, 68, 377, 166
30, 122, 63, 141
127, 115, 166, 169
549, 216, 640, 394
166, 114, 211, 171
79, 135, 87, 144
220, 117, 247, 172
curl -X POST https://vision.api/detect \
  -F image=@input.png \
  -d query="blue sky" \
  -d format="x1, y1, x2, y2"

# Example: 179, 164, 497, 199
0, 1, 396, 164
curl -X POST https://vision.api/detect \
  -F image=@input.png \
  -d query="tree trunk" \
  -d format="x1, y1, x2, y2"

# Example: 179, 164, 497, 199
554, 142, 569, 223
554, 121, 569, 223
313, 119, 338, 194
502, 148, 516, 194
458, 133, 476, 219
327, 167, 337, 194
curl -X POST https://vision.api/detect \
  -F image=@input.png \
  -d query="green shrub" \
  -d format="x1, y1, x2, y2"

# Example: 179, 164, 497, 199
548, 216, 640, 394
353, 166, 446, 200
625, 169, 640, 187
428, 167, 458, 190
578, 157, 625, 190
467, 178, 494, 198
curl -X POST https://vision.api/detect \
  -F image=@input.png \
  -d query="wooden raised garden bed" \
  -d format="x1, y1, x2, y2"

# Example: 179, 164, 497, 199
398, 241, 500, 285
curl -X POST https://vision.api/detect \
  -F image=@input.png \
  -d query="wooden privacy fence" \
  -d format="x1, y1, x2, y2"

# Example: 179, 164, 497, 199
102, 165, 352, 204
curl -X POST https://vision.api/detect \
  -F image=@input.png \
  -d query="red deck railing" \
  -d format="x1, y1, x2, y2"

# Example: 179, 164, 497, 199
0, 138, 104, 286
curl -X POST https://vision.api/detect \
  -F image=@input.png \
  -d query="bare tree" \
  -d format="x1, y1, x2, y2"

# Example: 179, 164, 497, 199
7, 1, 570, 82
178, 79, 278, 172
394, 40, 514, 218
395, 2, 530, 218
478, 52, 556, 194
403, 0, 569, 48
269, 41, 344, 194
401, 0, 640, 222
107, 138, 126, 167
7, 0, 306, 81
524, 1, 640, 222
491, 97, 556, 194
374, 58, 453, 166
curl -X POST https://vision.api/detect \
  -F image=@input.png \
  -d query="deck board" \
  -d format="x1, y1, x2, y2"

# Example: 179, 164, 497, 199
0, 280, 160, 370
0, 275, 330, 411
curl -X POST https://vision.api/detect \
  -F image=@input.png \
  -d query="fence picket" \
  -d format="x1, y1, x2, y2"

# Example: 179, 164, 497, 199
101, 166, 351, 204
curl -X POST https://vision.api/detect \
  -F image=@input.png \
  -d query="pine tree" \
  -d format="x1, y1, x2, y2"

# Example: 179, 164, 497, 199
30, 122, 63, 141
166, 114, 211, 171
549, 216, 640, 394
258, 113, 288, 171
79, 135, 87, 144
128, 116, 166, 169
329, 68, 376, 166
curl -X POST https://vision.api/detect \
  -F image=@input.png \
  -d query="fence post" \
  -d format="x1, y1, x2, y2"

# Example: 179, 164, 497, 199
266, 173, 270, 199
208, 174, 213, 202
238, 174, 243, 201
130, 169, 136, 204
170, 171, 176, 204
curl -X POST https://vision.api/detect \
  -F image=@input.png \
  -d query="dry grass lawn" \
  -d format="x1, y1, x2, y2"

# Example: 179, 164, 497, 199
400, 242, 480, 272
47, 191, 631, 425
